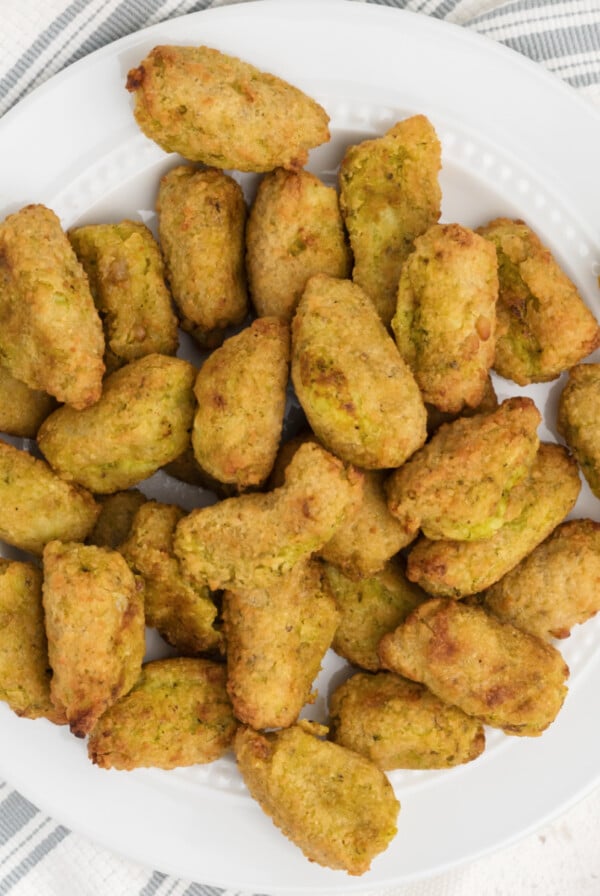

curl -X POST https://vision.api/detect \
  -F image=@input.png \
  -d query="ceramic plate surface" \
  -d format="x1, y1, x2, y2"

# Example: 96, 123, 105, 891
1, 1, 600, 893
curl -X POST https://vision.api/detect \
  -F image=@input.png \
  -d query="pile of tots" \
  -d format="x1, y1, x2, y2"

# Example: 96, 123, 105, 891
1, 44, 600, 875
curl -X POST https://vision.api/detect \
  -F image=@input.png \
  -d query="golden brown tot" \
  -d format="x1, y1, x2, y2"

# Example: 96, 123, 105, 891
235, 723, 400, 875
192, 317, 290, 490
69, 220, 178, 371
37, 354, 196, 494
42, 541, 145, 737
0, 439, 100, 555
392, 223, 498, 413
120, 501, 222, 655
329, 671, 485, 770
88, 658, 237, 770
406, 442, 581, 597
483, 519, 600, 640
477, 217, 600, 383
126, 45, 330, 171
0, 204, 104, 408
385, 397, 541, 542
0, 560, 66, 724
291, 274, 427, 469
223, 560, 339, 729
557, 363, 600, 498
379, 598, 569, 736
0, 364, 57, 438
173, 441, 363, 591
324, 559, 426, 671
339, 115, 442, 325
87, 490, 147, 549
270, 435, 414, 578
246, 167, 351, 320
157, 165, 248, 347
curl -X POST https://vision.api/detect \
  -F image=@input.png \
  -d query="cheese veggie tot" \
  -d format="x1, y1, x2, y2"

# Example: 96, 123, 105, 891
0, 204, 105, 408
270, 435, 414, 579
406, 442, 581, 597
192, 317, 290, 490
0, 438, 100, 555
88, 657, 237, 770
329, 671, 485, 770
0, 363, 57, 438
157, 164, 248, 347
324, 559, 426, 671
246, 167, 351, 321
379, 598, 569, 737
319, 470, 416, 579
557, 362, 600, 498
174, 441, 363, 592
37, 353, 196, 494
223, 559, 339, 729
126, 44, 330, 172
87, 489, 147, 549
291, 274, 427, 469
42, 541, 145, 737
235, 723, 400, 875
0, 560, 66, 724
483, 519, 600, 640
392, 222, 498, 413
477, 217, 600, 384
385, 396, 541, 542
339, 114, 442, 325
69, 220, 178, 371
120, 501, 223, 656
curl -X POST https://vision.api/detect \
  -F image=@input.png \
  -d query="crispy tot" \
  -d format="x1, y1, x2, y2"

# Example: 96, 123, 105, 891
557, 363, 600, 498
406, 442, 581, 597
392, 223, 498, 413
42, 541, 145, 737
0, 438, 100, 555
270, 435, 413, 578
37, 354, 196, 494
69, 220, 178, 371
87, 489, 147, 549
379, 598, 569, 736
0, 561, 66, 724
0, 204, 105, 408
246, 167, 351, 320
174, 441, 363, 591
0, 363, 57, 438
235, 723, 400, 875
385, 397, 541, 542
319, 470, 416, 579
483, 519, 600, 640
126, 45, 330, 172
339, 115, 442, 324
223, 559, 339, 729
162, 443, 238, 498
157, 165, 248, 347
324, 559, 426, 671
88, 657, 237, 770
425, 374, 498, 435
477, 218, 600, 383
291, 274, 427, 469
120, 501, 222, 655
329, 671, 485, 770
192, 317, 290, 490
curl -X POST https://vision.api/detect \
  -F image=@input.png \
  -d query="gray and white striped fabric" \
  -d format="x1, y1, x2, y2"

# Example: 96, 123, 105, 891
1, 0, 600, 118
0, 2, 599, 895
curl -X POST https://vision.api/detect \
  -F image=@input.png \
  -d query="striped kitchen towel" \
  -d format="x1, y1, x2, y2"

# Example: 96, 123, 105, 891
1, 0, 600, 117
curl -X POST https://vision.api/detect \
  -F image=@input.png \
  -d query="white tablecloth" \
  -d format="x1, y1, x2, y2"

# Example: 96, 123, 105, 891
1, 2, 600, 894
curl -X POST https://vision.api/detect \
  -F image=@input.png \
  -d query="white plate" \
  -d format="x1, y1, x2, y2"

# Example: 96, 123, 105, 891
1, 1, 600, 893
